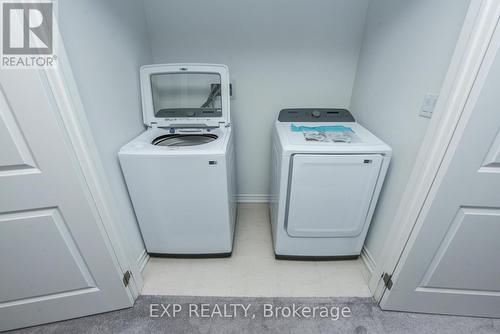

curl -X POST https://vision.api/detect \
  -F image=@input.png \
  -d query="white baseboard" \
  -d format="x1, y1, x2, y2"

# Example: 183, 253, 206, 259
236, 194, 270, 203
137, 249, 150, 273
360, 246, 376, 275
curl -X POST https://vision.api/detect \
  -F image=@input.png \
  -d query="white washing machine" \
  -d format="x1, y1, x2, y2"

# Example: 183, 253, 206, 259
119, 64, 236, 256
270, 109, 391, 259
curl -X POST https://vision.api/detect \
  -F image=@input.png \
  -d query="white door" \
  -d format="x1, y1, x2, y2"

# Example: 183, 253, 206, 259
380, 24, 500, 317
0, 69, 132, 331
287, 154, 383, 237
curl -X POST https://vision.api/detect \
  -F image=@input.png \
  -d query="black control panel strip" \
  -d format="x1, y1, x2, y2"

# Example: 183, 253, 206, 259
278, 108, 355, 122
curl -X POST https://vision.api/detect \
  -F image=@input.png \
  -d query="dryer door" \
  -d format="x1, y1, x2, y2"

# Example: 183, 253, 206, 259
286, 154, 383, 238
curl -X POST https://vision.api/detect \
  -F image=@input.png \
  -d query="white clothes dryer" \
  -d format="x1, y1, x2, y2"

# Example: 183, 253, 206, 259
119, 64, 236, 256
270, 109, 391, 259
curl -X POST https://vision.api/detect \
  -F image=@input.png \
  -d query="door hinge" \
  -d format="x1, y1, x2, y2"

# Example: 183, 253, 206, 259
382, 272, 393, 290
123, 270, 131, 287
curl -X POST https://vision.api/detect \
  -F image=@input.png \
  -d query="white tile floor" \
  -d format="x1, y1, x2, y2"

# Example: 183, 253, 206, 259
142, 203, 372, 297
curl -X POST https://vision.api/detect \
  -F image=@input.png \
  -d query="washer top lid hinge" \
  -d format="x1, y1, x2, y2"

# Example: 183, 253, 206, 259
148, 122, 226, 130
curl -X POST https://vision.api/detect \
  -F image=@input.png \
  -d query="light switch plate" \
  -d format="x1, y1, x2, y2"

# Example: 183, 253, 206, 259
420, 94, 439, 118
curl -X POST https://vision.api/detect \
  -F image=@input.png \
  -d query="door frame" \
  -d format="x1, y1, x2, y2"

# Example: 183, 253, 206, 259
38, 18, 144, 300
369, 0, 500, 301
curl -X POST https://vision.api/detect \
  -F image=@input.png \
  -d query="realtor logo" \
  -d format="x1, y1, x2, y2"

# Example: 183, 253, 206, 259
1, 0, 57, 68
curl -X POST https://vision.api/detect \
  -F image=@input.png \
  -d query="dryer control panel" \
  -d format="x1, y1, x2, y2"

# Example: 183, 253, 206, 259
278, 108, 355, 122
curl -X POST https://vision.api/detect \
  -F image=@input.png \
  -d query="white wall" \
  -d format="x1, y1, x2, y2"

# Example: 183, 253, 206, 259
59, 0, 151, 269
143, 0, 370, 198
350, 0, 470, 265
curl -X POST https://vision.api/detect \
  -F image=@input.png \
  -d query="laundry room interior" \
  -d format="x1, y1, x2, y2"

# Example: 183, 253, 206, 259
57, 0, 470, 297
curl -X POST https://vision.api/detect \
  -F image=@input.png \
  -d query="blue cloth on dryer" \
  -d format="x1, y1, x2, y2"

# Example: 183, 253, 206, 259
291, 124, 354, 132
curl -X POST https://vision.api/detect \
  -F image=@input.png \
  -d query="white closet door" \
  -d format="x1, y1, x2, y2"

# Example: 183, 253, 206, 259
0, 70, 132, 331
286, 154, 383, 238
380, 24, 500, 317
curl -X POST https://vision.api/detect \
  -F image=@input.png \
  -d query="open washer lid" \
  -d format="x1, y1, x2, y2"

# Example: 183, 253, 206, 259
140, 63, 230, 128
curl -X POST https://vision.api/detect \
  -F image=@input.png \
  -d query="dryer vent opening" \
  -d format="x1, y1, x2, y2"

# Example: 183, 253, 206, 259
152, 134, 218, 147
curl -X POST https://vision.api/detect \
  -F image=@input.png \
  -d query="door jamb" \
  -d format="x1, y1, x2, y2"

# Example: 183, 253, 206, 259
40, 19, 144, 300
369, 0, 500, 301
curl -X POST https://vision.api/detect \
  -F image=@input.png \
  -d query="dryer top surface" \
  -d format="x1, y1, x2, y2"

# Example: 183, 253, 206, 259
275, 121, 392, 155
